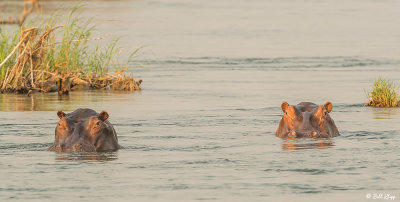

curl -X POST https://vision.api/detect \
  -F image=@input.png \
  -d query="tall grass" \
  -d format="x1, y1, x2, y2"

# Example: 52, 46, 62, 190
0, 7, 140, 93
0, 31, 19, 81
365, 77, 400, 107
43, 7, 122, 75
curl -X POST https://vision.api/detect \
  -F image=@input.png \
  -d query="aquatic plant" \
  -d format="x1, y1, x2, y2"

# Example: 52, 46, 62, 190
0, 7, 141, 94
365, 77, 400, 107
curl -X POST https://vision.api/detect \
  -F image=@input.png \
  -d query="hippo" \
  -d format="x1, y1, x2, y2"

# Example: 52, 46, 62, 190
276, 102, 339, 138
48, 108, 120, 152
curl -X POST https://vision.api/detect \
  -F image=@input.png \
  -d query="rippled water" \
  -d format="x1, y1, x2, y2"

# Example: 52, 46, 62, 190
1, 0, 400, 201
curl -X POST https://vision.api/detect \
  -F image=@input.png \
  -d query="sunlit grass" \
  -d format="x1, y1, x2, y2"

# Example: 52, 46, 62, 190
0, 30, 19, 80
365, 77, 400, 107
0, 6, 141, 93
42, 7, 127, 75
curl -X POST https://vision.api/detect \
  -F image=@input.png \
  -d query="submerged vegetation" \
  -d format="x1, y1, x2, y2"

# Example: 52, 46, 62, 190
0, 6, 141, 94
365, 77, 400, 108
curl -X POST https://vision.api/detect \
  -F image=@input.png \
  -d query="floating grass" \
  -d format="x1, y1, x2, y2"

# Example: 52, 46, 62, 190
365, 77, 400, 108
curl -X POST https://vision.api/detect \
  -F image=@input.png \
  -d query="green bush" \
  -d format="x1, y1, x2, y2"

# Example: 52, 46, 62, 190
365, 77, 400, 107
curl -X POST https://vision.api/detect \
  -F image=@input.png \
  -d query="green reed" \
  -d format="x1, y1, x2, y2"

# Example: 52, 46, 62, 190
0, 30, 19, 81
0, 6, 138, 86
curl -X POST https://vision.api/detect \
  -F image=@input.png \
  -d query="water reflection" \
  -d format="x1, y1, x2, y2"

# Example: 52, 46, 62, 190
370, 108, 400, 119
57, 93, 70, 101
0, 91, 138, 111
55, 152, 119, 162
282, 139, 335, 151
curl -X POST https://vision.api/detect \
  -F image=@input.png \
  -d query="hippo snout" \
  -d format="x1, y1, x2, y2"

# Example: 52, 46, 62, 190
50, 143, 96, 152
288, 130, 321, 138
71, 143, 96, 152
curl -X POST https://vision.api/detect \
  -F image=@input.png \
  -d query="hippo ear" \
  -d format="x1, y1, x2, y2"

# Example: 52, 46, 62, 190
57, 111, 66, 119
281, 101, 289, 112
324, 102, 333, 113
98, 111, 109, 121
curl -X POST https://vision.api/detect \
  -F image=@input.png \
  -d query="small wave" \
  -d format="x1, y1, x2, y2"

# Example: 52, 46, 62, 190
182, 158, 236, 165
0, 143, 51, 151
343, 130, 397, 139
54, 152, 119, 162
264, 168, 331, 175
125, 144, 225, 152
135, 56, 400, 70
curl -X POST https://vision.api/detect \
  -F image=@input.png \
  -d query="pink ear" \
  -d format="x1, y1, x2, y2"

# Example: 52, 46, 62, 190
98, 111, 109, 121
324, 102, 333, 113
57, 111, 66, 119
281, 101, 289, 112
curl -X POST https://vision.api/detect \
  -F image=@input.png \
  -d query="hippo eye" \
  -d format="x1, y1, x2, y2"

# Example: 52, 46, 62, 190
95, 121, 101, 127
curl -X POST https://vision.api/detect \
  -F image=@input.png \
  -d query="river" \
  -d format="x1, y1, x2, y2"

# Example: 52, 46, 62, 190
0, 0, 399, 201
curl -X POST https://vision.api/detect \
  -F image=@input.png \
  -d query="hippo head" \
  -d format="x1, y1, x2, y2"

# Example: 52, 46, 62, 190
276, 102, 339, 138
48, 108, 120, 152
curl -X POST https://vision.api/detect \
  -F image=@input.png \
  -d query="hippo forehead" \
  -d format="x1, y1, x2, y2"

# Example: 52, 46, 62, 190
65, 108, 98, 120
64, 117, 90, 128
295, 102, 319, 113
66, 116, 91, 123
60, 109, 100, 129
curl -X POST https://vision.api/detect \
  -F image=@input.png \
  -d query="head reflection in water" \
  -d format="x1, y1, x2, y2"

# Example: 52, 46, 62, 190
282, 140, 335, 151
55, 152, 119, 161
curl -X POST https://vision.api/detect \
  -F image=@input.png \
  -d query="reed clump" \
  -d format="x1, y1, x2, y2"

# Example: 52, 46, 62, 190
0, 9, 141, 94
365, 77, 400, 107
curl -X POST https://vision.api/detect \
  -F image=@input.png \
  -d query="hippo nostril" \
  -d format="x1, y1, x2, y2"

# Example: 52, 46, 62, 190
312, 131, 318, 137
288, 131, 297, 138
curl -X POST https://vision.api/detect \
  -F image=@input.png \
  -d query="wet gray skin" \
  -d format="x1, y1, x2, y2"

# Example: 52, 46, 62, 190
48, 108, 120, 152
276, 102, 340, 138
